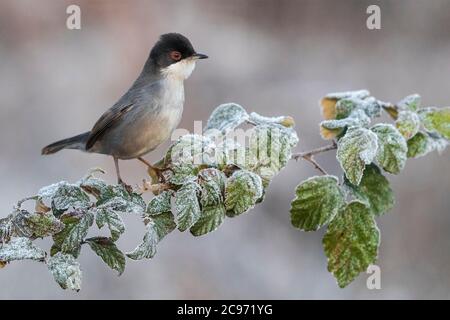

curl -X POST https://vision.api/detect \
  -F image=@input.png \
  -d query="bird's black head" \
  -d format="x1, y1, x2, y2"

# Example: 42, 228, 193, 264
149, 33, 208, 69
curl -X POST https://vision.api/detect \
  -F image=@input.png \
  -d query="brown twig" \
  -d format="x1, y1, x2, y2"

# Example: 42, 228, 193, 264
291, 141, 337, 175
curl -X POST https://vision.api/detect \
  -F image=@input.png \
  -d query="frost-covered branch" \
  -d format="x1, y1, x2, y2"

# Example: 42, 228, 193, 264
1, 91, 449, 290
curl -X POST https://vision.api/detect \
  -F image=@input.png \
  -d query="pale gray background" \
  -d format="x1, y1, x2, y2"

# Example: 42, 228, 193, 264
0, 0, 450, 299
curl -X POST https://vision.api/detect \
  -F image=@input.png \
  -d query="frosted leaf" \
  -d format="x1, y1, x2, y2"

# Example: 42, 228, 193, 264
198, 168, 226, 207
407, 132, 434, 158
290, 175, 345, 231
395, 110, 420, 140
175, 182, 201, 232
169, 163, 199, 185
94, 207, 125, 241
344, 164, 394, 216
320, 90, 370, 120
78, 174, 108, 199
249, 112, 295, 128
85, 237, 125, 275
126, 212, 175, 260
225, 170, 263, 217
320, 109, 370, 140
204, 103, 249, 134
371, 124, 407, 174
145, 191, 172, 217
166, 134, 215, 166
47, 252, 82, 291
246, 125, 299, 185
0, 216, 13, 243
418, 107, 450, 140
38, 182, 90, 216
96, 185, 146, 214
323, 201, 380, 288
60, 211, 94, 256
190, 205, 226, 237
397, 94, 421, 111
0, 237, 46, 263
11, 211, 64, 239
337, 127, 378, 185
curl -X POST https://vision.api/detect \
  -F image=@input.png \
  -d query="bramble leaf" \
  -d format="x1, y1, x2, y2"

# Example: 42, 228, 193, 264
290, 176, 345, 231
320, 90, 370, 120
407, 132, 433, 158
126, 212, 175, 260
204, 103, 249, 134
397, 94, 421, 111
0, 237, 46, 264
337, 127, 378, 185
38, 182, 90, 217
323, 201, 380, 288
94, 208, 125, 242
225, 170, 263, 217
60, 211, 94, 257
85, 237, 125, 275
419, 107, 450, 140
344, 164, 394, 216
371, 124, 407, 174
395, 110, 420, 140
47, 252, 82, 291
175, 182, 201, 232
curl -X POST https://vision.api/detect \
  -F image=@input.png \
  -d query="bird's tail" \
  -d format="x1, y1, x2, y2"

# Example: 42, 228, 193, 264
41, 132, 90, 155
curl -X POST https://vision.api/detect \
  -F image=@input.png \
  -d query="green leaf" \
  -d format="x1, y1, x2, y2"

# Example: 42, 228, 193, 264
165, 134, 215, 166
371, 124, 407, 174
0, 237, 46, 263
320, 90, 370, 120
198, 168, 226, 206
225, 170, 263, 217
204, 103, 249, 134
96, 184, 146, 214
38, 182, 90, 217
47, 252, 82, 291
78, 171, 108, 199
126, 212, 176, 260
344, 164, 394, 216
419, 107, 450, 140
396, 94, 421, 111
395, 110, 420, 140
190, 205, 226, 237
169, 163, 199, 185
145, 191, 172, 216
246, 125, 298, 185
94, 208, 125, 241
337, 127, 378, 185
6, 209, 63, 239
323, 201, 380, 288
85, 237, 125, 275
51, 211, 83, 257
407, 132, 433, 158
320, 109, 370, 140
175, 182, 201, 232
0, 216, 12, 243
290, 176, 345, 231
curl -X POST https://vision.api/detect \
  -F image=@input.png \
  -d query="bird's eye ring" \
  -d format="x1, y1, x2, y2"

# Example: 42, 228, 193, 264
170, 51, 182, 61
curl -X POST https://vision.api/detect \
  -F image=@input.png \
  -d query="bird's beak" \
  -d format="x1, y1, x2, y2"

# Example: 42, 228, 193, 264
192, 53, 208, 60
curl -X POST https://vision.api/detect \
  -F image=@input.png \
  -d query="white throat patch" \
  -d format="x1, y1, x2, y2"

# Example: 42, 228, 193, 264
162, 59, 196, 80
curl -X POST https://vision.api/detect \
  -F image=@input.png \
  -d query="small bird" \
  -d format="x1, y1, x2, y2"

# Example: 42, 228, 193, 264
42, 33, 208, 187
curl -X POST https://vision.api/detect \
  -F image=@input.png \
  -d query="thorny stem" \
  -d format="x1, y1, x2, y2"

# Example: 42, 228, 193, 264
291, 141, 337, 175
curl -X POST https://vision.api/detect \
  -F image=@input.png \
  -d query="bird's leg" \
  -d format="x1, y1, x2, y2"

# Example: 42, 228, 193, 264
137, 157, 167, 182
113, 157, 133, 193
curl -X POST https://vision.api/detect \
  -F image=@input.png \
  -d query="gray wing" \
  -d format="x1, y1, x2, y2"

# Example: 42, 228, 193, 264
85, 103, 135, 150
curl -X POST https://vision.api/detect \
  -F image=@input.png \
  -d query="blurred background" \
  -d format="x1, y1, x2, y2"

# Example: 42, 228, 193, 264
1, 0, 450, 299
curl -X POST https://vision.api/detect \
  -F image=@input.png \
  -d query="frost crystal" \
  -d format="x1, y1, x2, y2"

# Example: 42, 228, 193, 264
204, 103, 249, 134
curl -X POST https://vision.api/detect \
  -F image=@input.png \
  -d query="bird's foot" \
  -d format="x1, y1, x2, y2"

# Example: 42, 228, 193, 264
118, 179, 133, 194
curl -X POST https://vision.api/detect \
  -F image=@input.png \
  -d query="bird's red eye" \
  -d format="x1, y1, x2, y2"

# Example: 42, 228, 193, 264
170, 51, 182, 61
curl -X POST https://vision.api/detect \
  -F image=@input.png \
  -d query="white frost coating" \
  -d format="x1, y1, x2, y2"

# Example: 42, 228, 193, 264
325, 90, 370, 100
204, 103, 249, 134
321, 109, 371, 130
126, 223, 158, 260
47, 252, 82, 291
38, 181, 68, 201
0, 237, 46, 262
249, 112, 289, 125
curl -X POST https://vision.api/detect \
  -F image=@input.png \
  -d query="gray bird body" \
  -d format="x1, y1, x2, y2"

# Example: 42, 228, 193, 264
87, 68, 185, 159
42, 33, 207, 184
